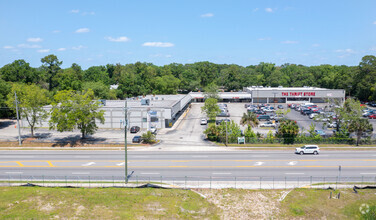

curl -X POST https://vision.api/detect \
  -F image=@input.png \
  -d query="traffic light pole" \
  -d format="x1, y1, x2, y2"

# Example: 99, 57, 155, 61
125, 100, 128, 183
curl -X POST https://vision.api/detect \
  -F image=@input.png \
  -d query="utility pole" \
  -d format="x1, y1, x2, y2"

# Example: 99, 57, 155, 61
225, 115, 228, 146
14, 92, 21, 146
273, 92, 277, 109
124, 99, 128, 183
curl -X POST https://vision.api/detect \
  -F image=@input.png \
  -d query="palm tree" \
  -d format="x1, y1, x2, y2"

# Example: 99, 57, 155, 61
240, 112, 259, 128
349, 118, 373, 146
276, 120, 299, 144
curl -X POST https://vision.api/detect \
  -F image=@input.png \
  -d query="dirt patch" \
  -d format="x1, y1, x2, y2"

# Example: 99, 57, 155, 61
197, 189, 284, 219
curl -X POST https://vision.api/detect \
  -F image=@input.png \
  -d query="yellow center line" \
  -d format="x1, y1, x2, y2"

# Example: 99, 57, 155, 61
16, 161, 24, 167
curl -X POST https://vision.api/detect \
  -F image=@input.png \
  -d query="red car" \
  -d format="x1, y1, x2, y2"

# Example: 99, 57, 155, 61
368, 114, 376, 119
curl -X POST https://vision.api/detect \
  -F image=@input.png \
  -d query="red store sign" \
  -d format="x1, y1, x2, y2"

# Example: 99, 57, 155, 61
281, 92, 316, 97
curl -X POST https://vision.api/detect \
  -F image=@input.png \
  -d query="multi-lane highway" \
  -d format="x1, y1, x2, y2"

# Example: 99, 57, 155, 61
1, 150, 376, 181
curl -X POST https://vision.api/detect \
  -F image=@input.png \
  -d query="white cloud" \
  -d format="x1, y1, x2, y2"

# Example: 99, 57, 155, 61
17, 44, 41, 48
265, 8, 274, 13
258, 37, 271, 41
37, 49, 50, 53
373, 21, 376, 25
52, 30, 61, 34
312, 43, 320, 47
282, 40, 299, 44
201, 13, 214, 18
82, 11, 95, 16
57, 48, 66, 51
70, 9, 79, 13
252, 8, 259, 12
335, 49, 355, 53
72, 45, 85, 50
142, 42, 174, 47
370, 47, 376, 51
3, 45, 14, 49
27, 37, 43, 42
75, 28, 90, 33
105, 36, 130, 42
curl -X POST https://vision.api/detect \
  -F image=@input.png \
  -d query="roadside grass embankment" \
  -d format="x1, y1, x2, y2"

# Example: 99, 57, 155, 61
1, 187, 375, 219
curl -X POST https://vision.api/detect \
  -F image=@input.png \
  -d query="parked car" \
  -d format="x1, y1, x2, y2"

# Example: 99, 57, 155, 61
314, 130, 326, 136
327, 122, 337, 128
132, 135, 142, 143
255, 110, 266, 115
257, 115, 270, 121
216, 118, 230, 125
277, 105, 283, 109
295, 145, 320, 155
260, 121, 277, 128
309, 113, 318, 119
200, 118, 208, 125
130, 126, 140, 133
368, 114, 376, 119
150, 126, 157, 134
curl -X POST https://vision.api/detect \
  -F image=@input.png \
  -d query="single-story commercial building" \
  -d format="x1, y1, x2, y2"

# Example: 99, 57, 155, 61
189, 92, 252, 102
244, 86, 345, 104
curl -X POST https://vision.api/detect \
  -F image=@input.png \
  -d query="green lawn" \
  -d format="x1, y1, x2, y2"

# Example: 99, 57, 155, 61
0, 187, 220, 219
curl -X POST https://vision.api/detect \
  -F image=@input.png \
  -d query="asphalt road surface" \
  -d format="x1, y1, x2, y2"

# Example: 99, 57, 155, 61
1, 150, 376, 181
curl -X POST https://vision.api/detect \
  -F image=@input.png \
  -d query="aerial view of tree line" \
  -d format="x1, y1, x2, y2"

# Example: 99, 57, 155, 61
0, 54, 376, 116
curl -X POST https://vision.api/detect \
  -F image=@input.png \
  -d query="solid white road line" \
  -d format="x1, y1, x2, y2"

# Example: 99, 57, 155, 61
140, 173, 160, 175
74, 156, 90, 158
192, 156, 208, 158
0, 156, 34, 158
212, 173, 232, 175
285, 173, 305, 175
82, 162, 96, 166
5, 172, 23, 174
251, 155, 269, 157
360, 173, 376, 175
133, 156, 150, 158
72, 172, 90, 175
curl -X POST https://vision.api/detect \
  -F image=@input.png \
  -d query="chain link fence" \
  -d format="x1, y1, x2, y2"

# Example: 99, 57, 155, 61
1, 175, 375, 189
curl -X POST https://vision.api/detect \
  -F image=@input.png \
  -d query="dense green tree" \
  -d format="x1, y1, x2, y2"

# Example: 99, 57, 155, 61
54, 63, 83, 91
6, 83, 49, 137
41, 54, 62, 91
201, 98, 221, 121
0, 79, 11, 117
84, 66, 110, 85
355, 55, 376, 100
0, 59, 41, 84
49, 89, 105, 138
82, 81, 110, 99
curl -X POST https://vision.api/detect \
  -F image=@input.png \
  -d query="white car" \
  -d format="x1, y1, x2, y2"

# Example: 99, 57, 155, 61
200, 118, 207, 125
309, 113, 318, 119
295, 145, 320, 155
260, 121, 276, 128
327, 122, 337, 128
150, 126, 157, 134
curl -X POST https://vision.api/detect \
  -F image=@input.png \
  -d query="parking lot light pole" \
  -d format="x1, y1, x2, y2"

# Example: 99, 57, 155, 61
124, 100, 128, 183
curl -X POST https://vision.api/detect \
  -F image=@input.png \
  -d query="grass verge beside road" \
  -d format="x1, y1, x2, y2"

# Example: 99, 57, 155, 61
0, 187, 220, 219
1, 187, 375, 219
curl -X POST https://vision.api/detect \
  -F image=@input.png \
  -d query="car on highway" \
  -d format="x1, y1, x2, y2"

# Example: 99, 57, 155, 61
200, 118, 208, 125
295, 145, 320, 155
259, 121, 277, 128
132, 136, 142, 143
130, 126, 140, 133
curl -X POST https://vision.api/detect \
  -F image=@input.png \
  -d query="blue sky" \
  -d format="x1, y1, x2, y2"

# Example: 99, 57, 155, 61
0, 0, 375, 69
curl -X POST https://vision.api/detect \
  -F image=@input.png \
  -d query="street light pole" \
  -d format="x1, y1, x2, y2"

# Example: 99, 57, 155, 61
124, 99, 128, 183
14, 92, 21, 146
